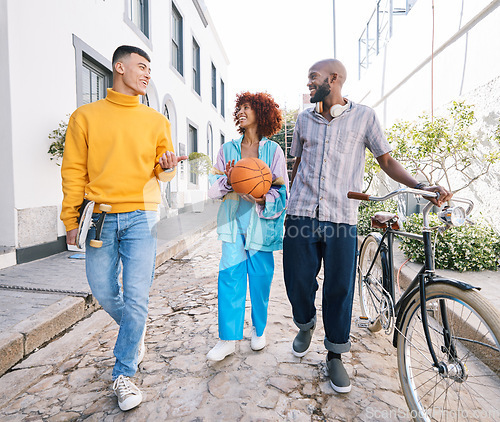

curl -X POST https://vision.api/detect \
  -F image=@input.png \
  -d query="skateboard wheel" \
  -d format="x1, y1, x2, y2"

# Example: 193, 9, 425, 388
89, 239, 103, 248
99, 204, 112, 212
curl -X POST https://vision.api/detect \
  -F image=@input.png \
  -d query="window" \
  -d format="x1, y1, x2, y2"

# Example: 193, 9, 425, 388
82, 56, 110, 104
172, 4, 183, 75
221, 132, 225, 145
73, 35, 112, 107
130, 0, 149, 38
192, 38, 200, 95
188, 124, 198, 184
220, 79, 225, 117
211, 63, 217, 107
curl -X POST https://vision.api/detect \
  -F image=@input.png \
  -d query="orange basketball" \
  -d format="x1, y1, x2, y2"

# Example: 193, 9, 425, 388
231, 157, 272, 198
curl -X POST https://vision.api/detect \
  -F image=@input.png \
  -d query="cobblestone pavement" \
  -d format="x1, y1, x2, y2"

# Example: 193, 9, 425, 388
0, 229, 412, 421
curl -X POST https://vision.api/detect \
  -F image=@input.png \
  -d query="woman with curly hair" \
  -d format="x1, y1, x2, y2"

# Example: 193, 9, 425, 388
207, 92, 289, 361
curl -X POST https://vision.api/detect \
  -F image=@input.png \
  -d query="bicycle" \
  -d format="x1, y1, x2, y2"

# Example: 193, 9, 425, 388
347, 187, 500, 421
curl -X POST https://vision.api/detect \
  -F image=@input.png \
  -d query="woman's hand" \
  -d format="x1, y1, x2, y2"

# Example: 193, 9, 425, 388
225, 160, 235, 185
240, 194, 266, 205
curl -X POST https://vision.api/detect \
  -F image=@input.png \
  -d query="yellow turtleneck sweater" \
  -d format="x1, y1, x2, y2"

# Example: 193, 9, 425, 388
61, 88, 176, 231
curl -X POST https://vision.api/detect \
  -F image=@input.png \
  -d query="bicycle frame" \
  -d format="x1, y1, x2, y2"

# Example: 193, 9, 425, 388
353, 189, 476, 373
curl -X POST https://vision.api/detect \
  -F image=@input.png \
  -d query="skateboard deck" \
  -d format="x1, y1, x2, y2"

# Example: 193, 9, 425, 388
75, 200, 112, 249
75, 200, 95, 249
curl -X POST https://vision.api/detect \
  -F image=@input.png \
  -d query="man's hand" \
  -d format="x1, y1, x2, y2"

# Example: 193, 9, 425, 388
66, 228, 77, 246
160, 151, 188, 170
225, 160, 235, 185
421, 185, 453, 207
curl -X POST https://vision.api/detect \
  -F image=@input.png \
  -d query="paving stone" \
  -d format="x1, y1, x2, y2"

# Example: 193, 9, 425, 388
0, 365, 52, 408
162, 376, 207, 418
207, 372, 234, 398
267, 376, 300, 394
27, 374, 65, 393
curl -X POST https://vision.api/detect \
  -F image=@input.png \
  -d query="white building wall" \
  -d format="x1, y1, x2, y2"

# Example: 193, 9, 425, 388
350, 0, 500, 226
0, 1, 16, 267
1, 0, 232, 262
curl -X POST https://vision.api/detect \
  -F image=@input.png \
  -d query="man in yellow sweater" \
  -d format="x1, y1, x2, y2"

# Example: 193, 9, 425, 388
61, 45, 187, 411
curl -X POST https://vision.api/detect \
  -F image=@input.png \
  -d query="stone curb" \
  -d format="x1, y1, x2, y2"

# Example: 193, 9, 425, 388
0, 217, 217, 377
155, 219, 217, 268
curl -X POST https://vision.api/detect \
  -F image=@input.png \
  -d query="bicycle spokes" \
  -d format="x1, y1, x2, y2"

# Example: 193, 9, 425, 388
397, 285, 500, 421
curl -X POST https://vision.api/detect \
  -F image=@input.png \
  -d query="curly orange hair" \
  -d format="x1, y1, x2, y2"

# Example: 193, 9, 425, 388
233, 92, 283, 138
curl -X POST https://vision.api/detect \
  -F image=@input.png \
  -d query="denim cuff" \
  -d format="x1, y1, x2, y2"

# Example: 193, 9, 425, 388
324, 336, 351, 354
293, 314, 316, 331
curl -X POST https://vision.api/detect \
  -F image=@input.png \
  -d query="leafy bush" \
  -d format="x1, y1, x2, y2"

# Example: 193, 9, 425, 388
47, 117, 69, 164
357, 199, 397, 236
400, 213, 500, 272
188, 152, 212, 175
386, 101, 500, 194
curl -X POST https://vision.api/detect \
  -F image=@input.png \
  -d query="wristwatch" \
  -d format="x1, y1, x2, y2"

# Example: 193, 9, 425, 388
413, 182, 427, 190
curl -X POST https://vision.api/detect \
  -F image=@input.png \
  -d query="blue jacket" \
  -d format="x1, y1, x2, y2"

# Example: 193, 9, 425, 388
208, 136, 289, 252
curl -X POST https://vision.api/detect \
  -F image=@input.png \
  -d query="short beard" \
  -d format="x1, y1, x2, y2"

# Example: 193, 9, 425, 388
310, 78, 330, 103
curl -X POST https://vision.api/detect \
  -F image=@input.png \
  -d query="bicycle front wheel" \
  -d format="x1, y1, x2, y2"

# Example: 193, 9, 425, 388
358, 233, 388, 329
397, 283, 500, 421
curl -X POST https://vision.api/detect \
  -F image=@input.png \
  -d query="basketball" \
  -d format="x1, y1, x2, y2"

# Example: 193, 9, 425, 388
231, 157, 272, 198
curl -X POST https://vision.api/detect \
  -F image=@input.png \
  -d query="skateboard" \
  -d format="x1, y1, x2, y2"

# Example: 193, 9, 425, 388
75, 199, 112, 249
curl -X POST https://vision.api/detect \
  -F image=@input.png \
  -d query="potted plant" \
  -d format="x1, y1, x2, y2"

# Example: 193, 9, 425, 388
47, 117, 69, 165
187, 152, 212, 212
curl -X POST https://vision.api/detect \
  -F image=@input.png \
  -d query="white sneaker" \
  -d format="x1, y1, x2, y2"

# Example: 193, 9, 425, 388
250, 327, 266, 351
206, 340, 235, 361
137, 327, 146, 364
113, 375, 143, 411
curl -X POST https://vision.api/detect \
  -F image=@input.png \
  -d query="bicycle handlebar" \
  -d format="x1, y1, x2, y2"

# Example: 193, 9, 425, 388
347, 188, 474, 216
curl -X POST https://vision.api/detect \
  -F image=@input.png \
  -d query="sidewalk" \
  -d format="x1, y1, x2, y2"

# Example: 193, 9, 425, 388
0, 200, 219, 376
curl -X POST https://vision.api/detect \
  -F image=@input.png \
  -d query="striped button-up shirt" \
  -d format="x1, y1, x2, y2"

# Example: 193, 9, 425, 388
287, 101, 391, 225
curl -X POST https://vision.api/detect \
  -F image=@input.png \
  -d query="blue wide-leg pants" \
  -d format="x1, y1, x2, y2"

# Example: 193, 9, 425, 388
218, 234, 274, 340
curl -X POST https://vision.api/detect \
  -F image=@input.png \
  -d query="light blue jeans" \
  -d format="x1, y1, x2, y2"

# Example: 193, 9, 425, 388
85, 210, 158, 379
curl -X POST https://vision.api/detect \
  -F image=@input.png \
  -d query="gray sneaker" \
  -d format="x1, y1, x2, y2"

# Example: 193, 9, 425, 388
326, 357, 351, 393
113, 375, 143, 411
292, 326, 315, 357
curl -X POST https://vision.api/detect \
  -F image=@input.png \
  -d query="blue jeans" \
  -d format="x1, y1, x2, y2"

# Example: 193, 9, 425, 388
85, 210, 158, 379
218, 234, 274, 340
283, 216, 357, 354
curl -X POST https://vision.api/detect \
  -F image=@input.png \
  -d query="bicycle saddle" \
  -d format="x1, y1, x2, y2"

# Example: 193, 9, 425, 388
371, 212, 400, 230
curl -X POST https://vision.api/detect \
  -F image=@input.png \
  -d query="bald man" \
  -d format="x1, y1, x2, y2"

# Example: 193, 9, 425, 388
283, 59, 450, 393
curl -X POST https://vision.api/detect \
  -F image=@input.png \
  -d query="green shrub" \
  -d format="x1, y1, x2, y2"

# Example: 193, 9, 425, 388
47, 117, 68, 164
357, 199, 397, 236
188, 152, 212, 175
400, 213, 500, 272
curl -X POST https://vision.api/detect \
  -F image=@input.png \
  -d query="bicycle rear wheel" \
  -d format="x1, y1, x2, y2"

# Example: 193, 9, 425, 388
397, 283, 500, 421
358, 233, 388, 331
